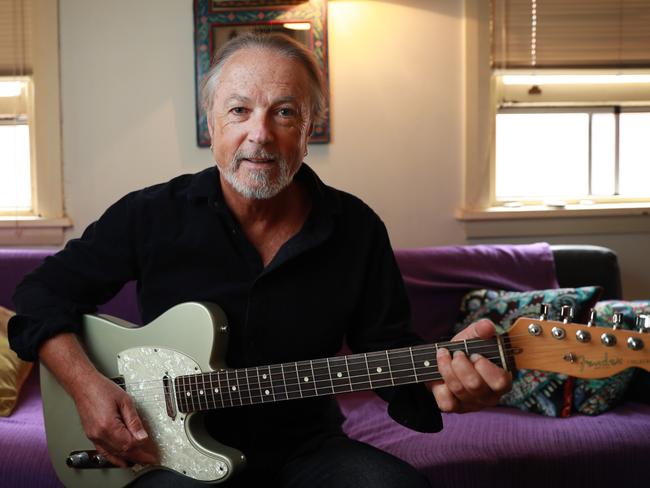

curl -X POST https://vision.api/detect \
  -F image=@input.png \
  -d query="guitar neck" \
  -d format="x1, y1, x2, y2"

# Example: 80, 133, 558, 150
173, 337, 511, 414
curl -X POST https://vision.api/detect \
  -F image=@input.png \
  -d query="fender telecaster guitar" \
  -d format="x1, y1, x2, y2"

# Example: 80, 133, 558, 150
40, 302, 650, 487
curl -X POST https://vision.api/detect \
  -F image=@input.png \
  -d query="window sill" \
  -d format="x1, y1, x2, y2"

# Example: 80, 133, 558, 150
0, 216, 73, 245
456, 203, 650, 238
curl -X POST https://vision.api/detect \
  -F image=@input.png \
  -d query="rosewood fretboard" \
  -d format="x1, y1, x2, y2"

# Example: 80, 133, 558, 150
173, 337, 513, 414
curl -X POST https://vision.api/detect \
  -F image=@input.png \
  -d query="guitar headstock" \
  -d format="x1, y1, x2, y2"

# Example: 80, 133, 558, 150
507, 315, 650, 378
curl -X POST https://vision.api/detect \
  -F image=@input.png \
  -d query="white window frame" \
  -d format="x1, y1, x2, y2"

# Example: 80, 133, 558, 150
0, 0, 71, 245
457, 0, 650, 238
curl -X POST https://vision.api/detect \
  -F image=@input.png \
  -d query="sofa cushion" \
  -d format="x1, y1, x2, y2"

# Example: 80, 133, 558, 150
593, 300, 650, 404
394, 243, 558, 342
453, 287, 635, 417
0, 306, 32, 417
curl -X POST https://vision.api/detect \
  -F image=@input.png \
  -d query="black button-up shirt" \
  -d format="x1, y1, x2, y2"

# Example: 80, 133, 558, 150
10, 164, 440, 463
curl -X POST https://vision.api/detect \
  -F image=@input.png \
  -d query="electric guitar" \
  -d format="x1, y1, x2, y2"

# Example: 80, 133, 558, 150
40, 302, 650, 488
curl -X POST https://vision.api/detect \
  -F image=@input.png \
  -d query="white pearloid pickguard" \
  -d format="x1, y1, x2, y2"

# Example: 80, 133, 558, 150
117, 347, 230, 481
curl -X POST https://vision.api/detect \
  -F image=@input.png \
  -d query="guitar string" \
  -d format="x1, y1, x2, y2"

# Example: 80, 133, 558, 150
125, 351, 510, 406
117, 341, 507, 392
127, 340, 634, 408
112, 326, 635, 394
118, 335, 603, 396
128, 369, 453, 407
129, 336, 634, 408
109, 337, 508, 389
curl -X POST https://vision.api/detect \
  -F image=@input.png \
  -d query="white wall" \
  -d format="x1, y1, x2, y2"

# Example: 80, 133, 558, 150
58, 0, 648, 298
59, 0, 465, 247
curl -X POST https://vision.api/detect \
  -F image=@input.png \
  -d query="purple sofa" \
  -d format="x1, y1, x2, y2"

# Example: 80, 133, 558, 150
1, 245, 649, 488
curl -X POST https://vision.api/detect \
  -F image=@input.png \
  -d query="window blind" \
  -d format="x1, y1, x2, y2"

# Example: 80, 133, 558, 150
0, 0, 33, 76
492, 0, 650, 69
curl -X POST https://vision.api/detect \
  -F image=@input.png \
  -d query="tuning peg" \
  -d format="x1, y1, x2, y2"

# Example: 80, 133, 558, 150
539, 303, 550, 320
612, 312, 625, 330
587, 309, 597, 327
560, 305, 574, 324
636, 314, 650, 333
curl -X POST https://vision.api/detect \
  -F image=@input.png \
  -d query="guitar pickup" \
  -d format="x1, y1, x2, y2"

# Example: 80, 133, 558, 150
163, 375, 177, 420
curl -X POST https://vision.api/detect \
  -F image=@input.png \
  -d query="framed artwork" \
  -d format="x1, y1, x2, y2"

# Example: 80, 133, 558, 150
193, 0, 329, 146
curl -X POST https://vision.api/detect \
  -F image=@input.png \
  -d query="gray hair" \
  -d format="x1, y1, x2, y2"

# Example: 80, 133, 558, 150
200, 32, 326, 125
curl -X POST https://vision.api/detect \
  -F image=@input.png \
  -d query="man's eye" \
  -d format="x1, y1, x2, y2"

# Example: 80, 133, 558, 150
278, 108, 296, 117
230, 107, 247, 115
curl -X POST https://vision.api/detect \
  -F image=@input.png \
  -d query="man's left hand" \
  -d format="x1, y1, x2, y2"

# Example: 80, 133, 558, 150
428, 319, 512, 413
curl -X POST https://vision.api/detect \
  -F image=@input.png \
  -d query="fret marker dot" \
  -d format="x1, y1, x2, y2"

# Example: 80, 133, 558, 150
265, 389, 270, 395
262, 374, 268, 380
231, 386, 237, 391
214, 388, 219, 393
186, 392, 191, 397
336, 372, 343, 378
304, 377, 310, 382
424, 360, 430, 367
199, 389, 204, 395
376, 367, 383, 373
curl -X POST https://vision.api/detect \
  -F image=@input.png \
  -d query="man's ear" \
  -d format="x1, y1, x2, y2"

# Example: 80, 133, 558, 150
207, 112, 214, 139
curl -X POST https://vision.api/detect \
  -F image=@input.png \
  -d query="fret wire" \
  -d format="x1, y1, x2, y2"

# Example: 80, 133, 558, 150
189, 374, 196, 412
175, 377, 182, 412
255, 366, 266, 403
294, 362, 304, 398
225, 370, 234, 407
408, 347, 419, 382
207, 372, 214, 409
217, 370, 227, 407
245, 368, 253, 404
268, 365, 276, 402
363, 353, 373, 388
236, 369, 244, 405
344, 356, 353, 392
309, 360, 317, 394
325, 358, 335, 394
197, 373, 206, 410
214, 372, 224, 409
178, 376, 185, 412
277, 364, 288, 400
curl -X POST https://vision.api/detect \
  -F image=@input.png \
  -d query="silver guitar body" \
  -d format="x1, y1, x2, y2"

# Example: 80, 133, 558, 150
40, 302, 246, 488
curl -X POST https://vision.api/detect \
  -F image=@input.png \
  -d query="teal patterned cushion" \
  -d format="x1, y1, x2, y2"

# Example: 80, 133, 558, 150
590, 301, 650, 406
455, 287, 619, 417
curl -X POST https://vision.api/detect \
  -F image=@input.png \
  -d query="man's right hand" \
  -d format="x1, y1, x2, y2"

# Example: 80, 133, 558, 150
71, 371, 158, 467
39, 333, 158, 467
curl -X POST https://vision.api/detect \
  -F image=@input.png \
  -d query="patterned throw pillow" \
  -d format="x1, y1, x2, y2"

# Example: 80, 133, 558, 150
454, 287, 621, 417
589, 301, 650, 406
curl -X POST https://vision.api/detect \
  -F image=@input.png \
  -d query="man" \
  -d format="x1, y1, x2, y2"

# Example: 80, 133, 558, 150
9, 34, 511, 487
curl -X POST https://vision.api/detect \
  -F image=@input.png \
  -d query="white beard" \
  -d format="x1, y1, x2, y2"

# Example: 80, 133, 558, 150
219, 150, 293, 200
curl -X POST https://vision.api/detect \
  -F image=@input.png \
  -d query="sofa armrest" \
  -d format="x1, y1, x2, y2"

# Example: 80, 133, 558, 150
551, 245, 622, 300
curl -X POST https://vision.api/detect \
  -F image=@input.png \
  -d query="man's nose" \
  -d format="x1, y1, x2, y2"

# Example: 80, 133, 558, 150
247, 112, 273, 145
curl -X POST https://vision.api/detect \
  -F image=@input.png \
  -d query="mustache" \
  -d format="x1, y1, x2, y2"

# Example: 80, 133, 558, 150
233, 149, 282, 165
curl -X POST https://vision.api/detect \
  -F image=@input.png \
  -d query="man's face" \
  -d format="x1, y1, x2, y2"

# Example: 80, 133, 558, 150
208, 48, 313, 200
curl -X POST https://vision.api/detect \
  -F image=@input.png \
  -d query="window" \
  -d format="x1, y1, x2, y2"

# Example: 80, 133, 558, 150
0, 78, 32, 213
0, 0, 69, 244
460, 0, 650, 222
494, 77, 650, 204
